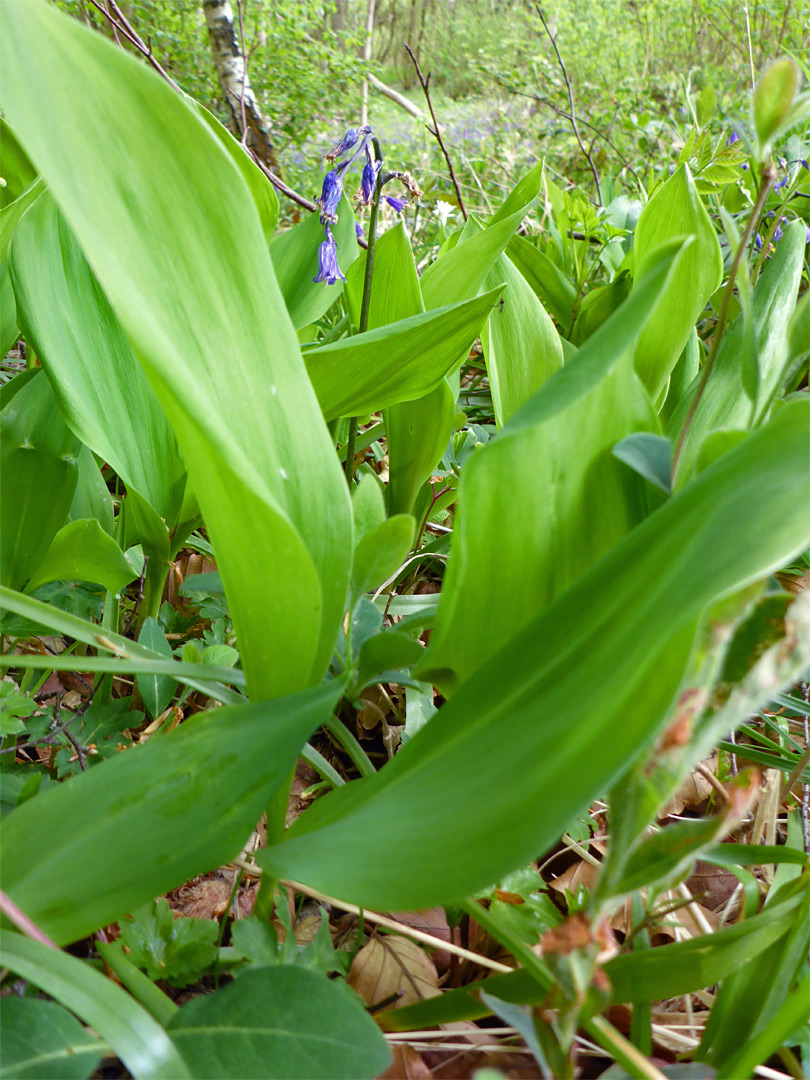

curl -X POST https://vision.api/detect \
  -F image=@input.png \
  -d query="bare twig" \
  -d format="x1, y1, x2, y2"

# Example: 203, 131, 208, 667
535, 6, 602, 204
54, 695, 87, 772
404, 43, 467, 219
87, 0, 180, 91
0, 890, 59, 949
122, 554, 149, 638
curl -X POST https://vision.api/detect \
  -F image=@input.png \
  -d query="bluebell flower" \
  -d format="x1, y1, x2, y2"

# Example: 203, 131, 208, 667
754, 233, 763, 251
383, 194, 408, 214
313, 226, 346, 286
325, 128, 359, 163
726, 130, 740, 146
774, 174, 789, 191
801, 159, 809, 170
772, 224, 783, 242
357, 158, 382, 206
355, 222, 364, 240
317, 169, 343, 223
805, 225, 810, 244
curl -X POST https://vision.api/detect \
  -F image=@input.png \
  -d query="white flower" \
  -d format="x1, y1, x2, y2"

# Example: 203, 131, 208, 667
434, 200, 456, 226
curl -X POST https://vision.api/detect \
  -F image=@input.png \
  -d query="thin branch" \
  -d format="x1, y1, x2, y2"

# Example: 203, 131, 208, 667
535, 6, 602, 204
87, 0, 180, 91
404, 44, 467, 219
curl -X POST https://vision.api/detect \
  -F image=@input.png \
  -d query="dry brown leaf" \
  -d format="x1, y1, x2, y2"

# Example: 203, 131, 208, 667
349, 934, 440, 1009
358, 685, 391, 732
388, 907, 453, 973
378, 1044, 433, 1079
663, 755, 718, 816
687, 861, 741, 913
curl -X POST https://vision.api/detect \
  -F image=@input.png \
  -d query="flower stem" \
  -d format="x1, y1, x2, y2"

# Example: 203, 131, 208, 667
345, 138, 383, 487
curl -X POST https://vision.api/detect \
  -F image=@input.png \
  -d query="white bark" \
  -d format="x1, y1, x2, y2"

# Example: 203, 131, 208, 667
367, 72, 425, 119
203, 0, 277, 167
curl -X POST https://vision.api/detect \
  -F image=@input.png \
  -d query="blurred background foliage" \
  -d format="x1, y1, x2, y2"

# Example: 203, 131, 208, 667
55, 0, 808, 228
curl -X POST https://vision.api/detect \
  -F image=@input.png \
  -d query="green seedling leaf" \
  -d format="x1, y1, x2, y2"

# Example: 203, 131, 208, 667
231, 912, 348, 978
166, 966, 390, 1079
270, 192, 359, 329
0, 370, 80, 592
0, 681, 33, 737
351, 514, 415, 603
137, 617, 178, 719
0, 931, 190, 1080
259, 400, 810, 910
612, 433, 672, 494
117, 899, 218, 988
349, 596, 383, 660
305, 288, 501, 421
668, 219, 805, 484
0, 997, 104, 1080
25, 519, 137, 596
479, 992, 550, 1075
632, 165, 723, 402
1, 679, 341, 944
420, 247, 674, 694
0, 1, 353, 699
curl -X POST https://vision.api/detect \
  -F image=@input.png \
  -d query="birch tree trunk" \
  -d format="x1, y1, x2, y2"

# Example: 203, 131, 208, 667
202, 0, 279, 169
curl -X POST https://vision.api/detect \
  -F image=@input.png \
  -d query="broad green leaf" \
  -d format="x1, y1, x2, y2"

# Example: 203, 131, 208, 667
192, 100, 279, 243
351, 514, 415, 603
507, 235, 577, 328
570, 272, 632, 346
0, 931, 190, 1080
612, 432, 672, 493
69, 445, 114, 535
343, 222, 450, 520
0, 370, 80, 591
166, 966, 391, 1079
0, 1, 353, 699
699, 874, 810, 1066
609, 874, 808, 1005
632, 165, 722, 401
25, 518, 136, 596
669, 219, 806, 485
418, 249, 673, 694
305, 288, 501, 421
386, 381, 455, 517
420, 204, 533, 310
0, 680, 340, 944
0, 997, 104, 1080
488, 159, 545, 226
659, 328, 700, 425
753, 58, 798, 158
383, 884, 807, 1028
477, 234, 563, 426
258, 399, 810, 910
696, 83, 716, 127
0, 117, 37, 205
136, 616, 177, 719
352, 474, 386, 542
354, 631, 425, 691
9, 194, 186, 528
270, 192, 359, 329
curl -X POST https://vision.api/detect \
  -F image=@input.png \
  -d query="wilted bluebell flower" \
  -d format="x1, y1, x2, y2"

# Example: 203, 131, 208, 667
325, 128, 360, 163
383, 194, 407, 214
313, 226, 346, 286
357, 158, 382, 206
317, 169, 343, 223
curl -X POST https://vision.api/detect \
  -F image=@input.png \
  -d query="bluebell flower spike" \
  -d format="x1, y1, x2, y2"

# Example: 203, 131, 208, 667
313, 226, 346, 286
